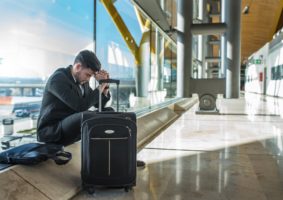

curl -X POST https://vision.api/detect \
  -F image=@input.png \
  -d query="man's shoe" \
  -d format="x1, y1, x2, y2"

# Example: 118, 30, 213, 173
137, 160, 146, 168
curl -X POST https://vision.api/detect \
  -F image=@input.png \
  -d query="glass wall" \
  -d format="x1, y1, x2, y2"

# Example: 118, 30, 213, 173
96, 0, 177, 112
192, 0, 223, 79
0, 0, 94, 142
158, 0, 177, 29
0, 0, 178, 147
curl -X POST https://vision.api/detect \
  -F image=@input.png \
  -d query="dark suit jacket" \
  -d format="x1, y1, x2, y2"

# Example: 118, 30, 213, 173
37, 65, 110, 142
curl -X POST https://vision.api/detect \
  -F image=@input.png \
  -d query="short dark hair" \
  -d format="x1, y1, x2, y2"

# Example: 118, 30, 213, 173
74, 50, 101, 72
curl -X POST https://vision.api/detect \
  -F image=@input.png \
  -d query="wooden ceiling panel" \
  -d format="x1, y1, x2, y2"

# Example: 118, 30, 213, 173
241, 0, 283, 63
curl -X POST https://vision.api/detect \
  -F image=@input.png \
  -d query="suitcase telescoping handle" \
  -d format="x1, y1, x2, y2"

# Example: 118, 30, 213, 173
98, 79, 120, 112
98, 79, 120, 85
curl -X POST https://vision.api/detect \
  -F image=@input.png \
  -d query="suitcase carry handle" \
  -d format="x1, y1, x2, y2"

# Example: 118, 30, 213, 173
99, 79, 120, 112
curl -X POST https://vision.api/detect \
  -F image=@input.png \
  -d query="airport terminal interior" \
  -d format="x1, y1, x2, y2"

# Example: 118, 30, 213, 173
1, 0, 283, 199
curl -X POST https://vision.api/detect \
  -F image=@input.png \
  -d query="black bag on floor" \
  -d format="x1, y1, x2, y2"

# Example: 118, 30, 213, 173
0, 143, 72, 165
81, 79, 137, 193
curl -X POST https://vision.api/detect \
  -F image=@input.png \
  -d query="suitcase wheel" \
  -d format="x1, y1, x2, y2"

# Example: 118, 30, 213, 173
124, 186, 132, 192
86, 186, 95, 195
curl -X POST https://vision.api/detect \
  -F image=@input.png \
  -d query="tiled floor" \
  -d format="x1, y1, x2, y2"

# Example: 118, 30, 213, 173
73, 93, 283, 200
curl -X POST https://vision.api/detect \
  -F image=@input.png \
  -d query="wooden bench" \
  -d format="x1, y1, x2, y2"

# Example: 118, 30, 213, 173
0, 98, 197, 200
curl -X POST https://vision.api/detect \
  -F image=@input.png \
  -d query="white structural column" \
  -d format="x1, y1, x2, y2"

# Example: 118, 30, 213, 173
177, 0, 193, 97
224, 0, 242, 98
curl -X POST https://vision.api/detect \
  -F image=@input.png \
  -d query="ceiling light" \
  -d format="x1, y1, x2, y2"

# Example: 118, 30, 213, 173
242, 5, 249, 14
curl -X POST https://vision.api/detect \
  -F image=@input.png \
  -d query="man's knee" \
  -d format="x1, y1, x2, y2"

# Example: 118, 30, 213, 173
37, 125, 61, 143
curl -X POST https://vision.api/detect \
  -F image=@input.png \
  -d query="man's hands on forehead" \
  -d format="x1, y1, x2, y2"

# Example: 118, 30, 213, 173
94, 69, 110, 94
94, 69, 109, 80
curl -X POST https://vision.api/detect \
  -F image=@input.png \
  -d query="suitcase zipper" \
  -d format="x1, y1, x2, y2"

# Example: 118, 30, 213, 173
82, 116, 136, 130
90, 125, 132, 140
91, 137, 128, 140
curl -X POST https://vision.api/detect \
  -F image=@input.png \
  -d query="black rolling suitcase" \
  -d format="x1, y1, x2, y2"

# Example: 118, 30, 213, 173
81, 79, 137, 194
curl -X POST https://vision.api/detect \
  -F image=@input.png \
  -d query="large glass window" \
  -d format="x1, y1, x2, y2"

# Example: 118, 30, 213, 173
0, 0, 94, 143
96, 0, 177, 112
158, 0, 177, 29
0, 0, 178, 149
192, 0, 223, 79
